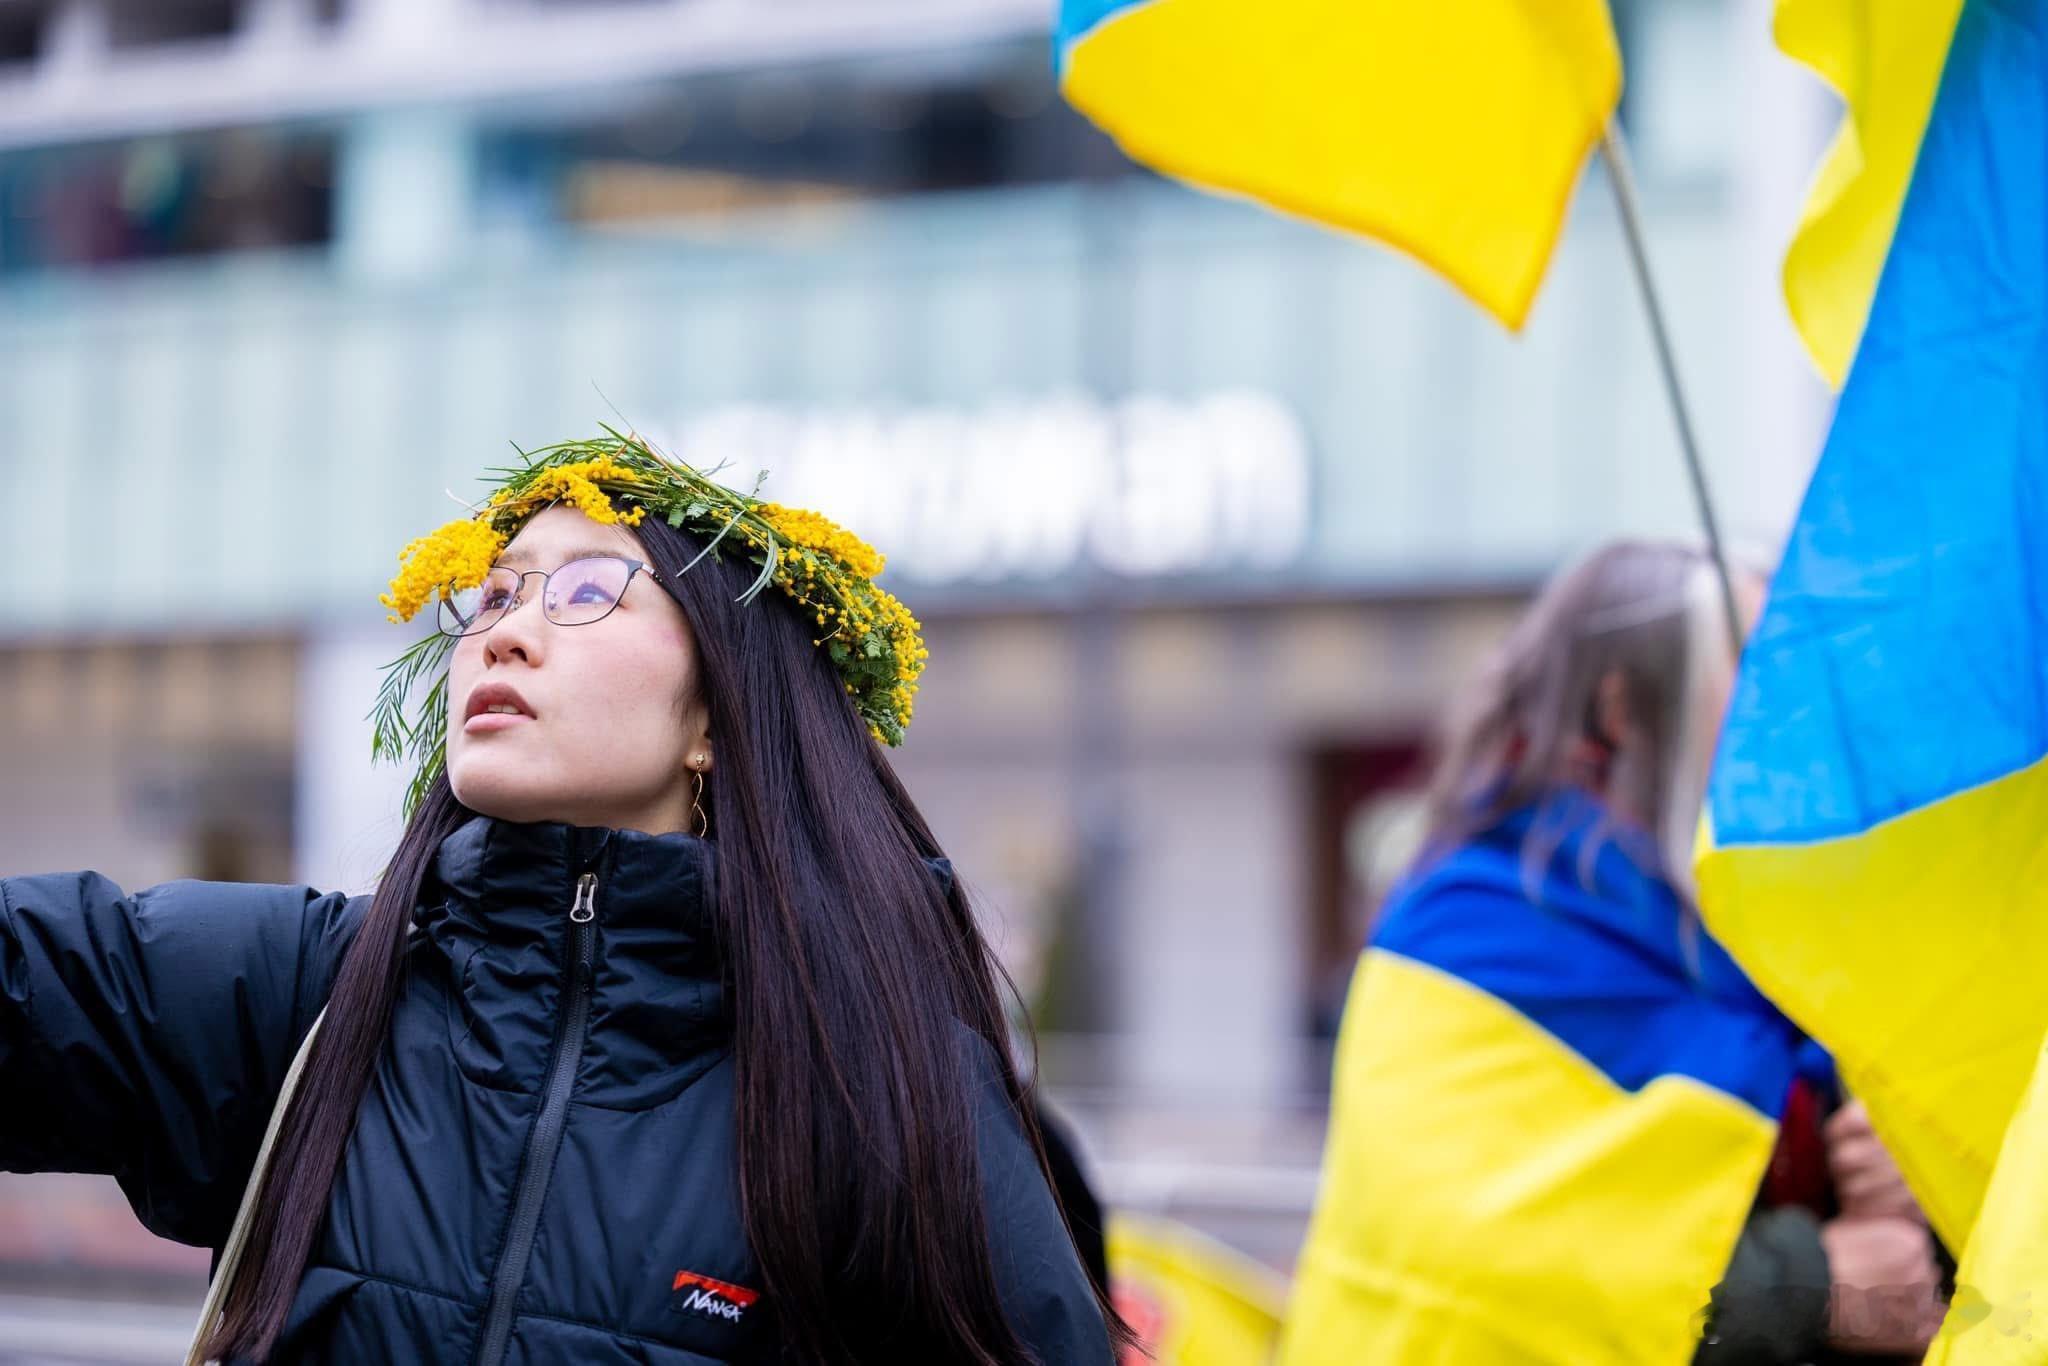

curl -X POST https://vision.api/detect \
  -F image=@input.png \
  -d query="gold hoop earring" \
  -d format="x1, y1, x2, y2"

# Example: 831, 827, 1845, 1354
689, 753, 709, 838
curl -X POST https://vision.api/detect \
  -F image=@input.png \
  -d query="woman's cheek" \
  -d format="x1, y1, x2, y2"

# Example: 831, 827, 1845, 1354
612, 646, 689, 725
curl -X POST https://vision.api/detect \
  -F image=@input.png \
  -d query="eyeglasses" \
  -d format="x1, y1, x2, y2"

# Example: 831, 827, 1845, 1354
438, 555, 654, 639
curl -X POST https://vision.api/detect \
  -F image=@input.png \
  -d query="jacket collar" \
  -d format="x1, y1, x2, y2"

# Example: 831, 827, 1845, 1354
415, 815, 726, 1108
425, 815, 717, 953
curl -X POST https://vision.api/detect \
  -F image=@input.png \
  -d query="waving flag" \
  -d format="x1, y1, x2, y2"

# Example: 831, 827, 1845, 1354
1055, 0, 1621, 329
1283, 800, 1804, 1365
1697, 1, 2048, 1352
1775, 0, 1968, 386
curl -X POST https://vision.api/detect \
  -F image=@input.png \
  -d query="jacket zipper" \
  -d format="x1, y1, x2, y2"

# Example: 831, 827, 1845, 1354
472, 869, 600, 1366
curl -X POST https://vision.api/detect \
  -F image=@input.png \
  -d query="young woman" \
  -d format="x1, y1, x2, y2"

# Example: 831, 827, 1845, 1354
0, 436, 1121, 1365
1280, 541, 1942, 1366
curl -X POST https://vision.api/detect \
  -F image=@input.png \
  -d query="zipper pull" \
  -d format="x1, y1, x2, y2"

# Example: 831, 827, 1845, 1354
570, 872, 598, 924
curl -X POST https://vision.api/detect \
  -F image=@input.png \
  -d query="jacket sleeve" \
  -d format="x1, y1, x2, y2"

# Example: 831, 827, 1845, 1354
0, 871, 365, 1248
1693, 1207, 1832, 1365
1031, 1096, 1112, 1300
966, 1034, 1115, 1366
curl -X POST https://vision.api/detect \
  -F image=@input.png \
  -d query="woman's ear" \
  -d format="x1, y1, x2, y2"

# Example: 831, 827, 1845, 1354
1594, 668, 1635, 751
679, 692, 714, 776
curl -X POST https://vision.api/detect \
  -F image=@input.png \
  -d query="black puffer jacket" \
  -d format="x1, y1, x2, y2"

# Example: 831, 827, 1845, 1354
0, 816, 1111, 1364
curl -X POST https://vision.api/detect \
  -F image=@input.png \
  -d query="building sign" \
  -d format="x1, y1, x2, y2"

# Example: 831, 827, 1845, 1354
677, 390, 1313, 586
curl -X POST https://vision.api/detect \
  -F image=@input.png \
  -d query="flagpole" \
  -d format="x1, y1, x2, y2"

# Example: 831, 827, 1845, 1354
1598, 120, 1745, 660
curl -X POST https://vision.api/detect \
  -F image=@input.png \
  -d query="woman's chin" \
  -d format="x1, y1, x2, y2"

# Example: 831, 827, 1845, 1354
449, 763, 576, 827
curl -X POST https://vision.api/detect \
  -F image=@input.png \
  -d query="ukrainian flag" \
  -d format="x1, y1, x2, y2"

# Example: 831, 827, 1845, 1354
1107, 1215, 1286, 1366
1696, 1, 2048, 1355
1282, 798, 1805, 1365
1055, 1, 1621, 329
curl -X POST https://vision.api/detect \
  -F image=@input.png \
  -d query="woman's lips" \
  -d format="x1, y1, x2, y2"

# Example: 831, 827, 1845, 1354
463, 711, 535, 735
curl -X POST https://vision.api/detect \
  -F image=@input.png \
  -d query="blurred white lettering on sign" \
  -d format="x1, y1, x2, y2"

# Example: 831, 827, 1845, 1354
674, 391, 1312, 585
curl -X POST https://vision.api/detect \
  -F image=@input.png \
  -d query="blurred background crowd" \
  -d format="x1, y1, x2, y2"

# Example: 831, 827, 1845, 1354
0, 0, 1833, 1359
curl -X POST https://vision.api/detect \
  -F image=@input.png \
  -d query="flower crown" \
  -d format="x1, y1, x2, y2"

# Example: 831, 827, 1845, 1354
372, 430, 927, 816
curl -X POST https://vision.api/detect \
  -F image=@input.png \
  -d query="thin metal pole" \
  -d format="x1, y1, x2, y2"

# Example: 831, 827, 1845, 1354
1599, 121, 1746, 660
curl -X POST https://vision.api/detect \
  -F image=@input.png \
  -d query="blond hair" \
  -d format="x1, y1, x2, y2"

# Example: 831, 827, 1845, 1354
1423, 540, 1736, 891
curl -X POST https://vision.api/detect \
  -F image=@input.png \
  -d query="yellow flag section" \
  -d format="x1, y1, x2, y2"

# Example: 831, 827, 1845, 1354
1775, 0, 1965, 386
1929, 1045, 2048, 1360
1054, 0, 1620, 330
1700, 2, 2048, 1357
1106, 1215, 1285, 1366
1696, 765, 2048, 1253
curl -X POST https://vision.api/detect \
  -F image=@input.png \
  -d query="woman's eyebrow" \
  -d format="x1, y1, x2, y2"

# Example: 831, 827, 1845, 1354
495, 545, 628, 569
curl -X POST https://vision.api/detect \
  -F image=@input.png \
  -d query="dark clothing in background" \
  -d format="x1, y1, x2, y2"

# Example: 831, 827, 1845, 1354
1698, 1206, 1835, 1366
1697, 1069, 1949, 1366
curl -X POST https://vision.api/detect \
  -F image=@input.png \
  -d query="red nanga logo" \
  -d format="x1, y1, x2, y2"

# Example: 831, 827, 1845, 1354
669, 1269, 759, 1324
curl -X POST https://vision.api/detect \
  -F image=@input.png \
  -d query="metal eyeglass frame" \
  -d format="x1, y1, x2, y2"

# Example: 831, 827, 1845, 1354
437, 555, 656, 639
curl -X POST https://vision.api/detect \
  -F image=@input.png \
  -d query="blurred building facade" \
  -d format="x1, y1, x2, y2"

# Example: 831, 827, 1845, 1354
0, 0, 1832, 1313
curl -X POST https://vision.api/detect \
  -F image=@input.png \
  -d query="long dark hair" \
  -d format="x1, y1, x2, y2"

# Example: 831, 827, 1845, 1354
206, 514, 1129, 1363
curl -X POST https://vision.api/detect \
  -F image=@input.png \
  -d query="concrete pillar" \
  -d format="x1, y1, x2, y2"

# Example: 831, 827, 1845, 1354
295, 625, 412, 895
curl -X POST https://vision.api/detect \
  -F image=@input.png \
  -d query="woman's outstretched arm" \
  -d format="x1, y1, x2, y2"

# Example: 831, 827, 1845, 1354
0, 872, 362, 1247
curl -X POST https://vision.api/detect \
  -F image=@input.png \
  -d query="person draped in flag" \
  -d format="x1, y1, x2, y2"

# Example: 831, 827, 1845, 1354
1282, 541, 1941, 1366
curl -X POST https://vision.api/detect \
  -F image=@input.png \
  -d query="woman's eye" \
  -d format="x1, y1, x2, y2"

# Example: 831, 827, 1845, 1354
570, 583, 615, 605
481, 590, 513, 610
